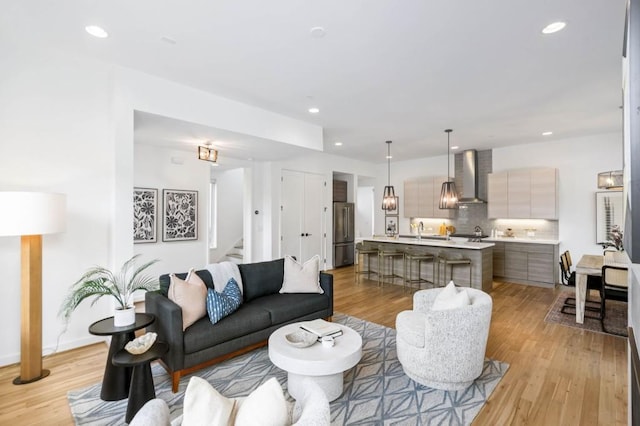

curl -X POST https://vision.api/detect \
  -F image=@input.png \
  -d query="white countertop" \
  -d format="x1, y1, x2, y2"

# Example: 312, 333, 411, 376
363, 237, 494, 250
484, 237, 560, 245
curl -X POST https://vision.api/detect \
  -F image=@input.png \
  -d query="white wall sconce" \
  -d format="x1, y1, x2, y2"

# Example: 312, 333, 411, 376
198, 145, 219, 165
597, 170, 623, 189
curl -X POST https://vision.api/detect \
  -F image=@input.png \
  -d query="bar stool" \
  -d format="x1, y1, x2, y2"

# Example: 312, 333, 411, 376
403, 248, 435, 292
355, 242, 379, 281
436, 252, 472, 287
377, 245, 404, 286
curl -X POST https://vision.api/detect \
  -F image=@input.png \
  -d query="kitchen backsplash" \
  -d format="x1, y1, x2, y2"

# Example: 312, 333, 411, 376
409, 209, 559, 240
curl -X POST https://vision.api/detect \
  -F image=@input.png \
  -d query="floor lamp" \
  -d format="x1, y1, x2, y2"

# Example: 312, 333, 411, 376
0, 192, 66, 384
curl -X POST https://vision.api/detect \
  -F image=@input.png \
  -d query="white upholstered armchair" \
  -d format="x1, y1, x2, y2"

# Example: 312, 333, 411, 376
395, 287, 492, 391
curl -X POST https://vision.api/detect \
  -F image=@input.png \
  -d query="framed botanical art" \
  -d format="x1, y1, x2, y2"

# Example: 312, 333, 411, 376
163, 189, 198, 242
133, 187, 157, 243
385, 215, 398, 236
595, 191, 623, 245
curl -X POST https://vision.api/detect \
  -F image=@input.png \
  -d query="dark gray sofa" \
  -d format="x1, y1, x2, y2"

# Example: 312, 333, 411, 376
145, 258, 334, 392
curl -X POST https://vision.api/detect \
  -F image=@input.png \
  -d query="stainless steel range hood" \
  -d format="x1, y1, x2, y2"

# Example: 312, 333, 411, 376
458, 149, 486, 204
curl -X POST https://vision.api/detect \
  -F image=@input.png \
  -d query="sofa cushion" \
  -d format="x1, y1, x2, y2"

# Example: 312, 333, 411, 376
168, 270, 208, 331
184, 303, 272, 355
249, 293, 329, 325
206, 278, 243, 325
280, 255, 323, 294
239, 259, 285, 302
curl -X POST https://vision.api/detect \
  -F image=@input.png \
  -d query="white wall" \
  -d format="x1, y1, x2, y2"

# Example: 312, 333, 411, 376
133, 144, 210, 279
0, 40, 324, 365
0, 46, 114, 365
209, 168, 244, 262
356, 187, 375, 238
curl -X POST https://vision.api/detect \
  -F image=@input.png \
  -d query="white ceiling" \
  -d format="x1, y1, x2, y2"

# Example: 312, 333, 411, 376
3, 1, 627, 163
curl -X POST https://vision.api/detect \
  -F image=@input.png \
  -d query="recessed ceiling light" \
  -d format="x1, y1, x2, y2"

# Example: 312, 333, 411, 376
310, 27, 326, 38
85, 25, 108, 38
308, 107, 320, 114
542, 22, 566, 34
334, 142, 343, 146
542, 131, 553, 136
451, 146, 459, 150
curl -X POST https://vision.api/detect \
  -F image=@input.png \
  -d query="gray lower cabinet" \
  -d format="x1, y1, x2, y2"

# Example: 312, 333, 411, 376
493, 241, 559, 286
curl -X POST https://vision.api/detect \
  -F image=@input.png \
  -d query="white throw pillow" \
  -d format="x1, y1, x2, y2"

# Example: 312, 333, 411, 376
168, 269, 208, 331
280, 255, 324, 294
182, 376, 289, 426
235, 378, 289, 426
182, 376, 236, 426
432, 281, 471, 311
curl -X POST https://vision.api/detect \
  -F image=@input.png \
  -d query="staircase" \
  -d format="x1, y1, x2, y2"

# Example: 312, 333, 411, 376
225, 238, 244, 264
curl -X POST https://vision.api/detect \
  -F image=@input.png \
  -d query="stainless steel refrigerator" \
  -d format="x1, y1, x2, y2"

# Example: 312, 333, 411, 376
333, 202, 355, 267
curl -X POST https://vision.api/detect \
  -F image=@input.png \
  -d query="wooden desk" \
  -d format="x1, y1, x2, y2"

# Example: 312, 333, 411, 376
575, 251, 628, 324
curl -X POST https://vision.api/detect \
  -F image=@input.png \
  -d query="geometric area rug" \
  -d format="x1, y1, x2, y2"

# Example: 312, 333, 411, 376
68, 313, 509, 425
543, 290, 628, 338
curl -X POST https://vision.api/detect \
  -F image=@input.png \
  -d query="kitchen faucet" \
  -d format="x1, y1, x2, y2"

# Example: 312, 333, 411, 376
417, 221, 424, 240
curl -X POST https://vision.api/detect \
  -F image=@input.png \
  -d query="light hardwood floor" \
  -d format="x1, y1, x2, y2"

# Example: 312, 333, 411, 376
0, 266, 628, 425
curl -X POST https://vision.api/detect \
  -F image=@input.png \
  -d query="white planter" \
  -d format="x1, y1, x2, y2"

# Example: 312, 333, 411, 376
114, 306, 136, 327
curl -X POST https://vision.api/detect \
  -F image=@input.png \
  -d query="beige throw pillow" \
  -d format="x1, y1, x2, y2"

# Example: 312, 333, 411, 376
182, 376, 289, 426
432, 280, 471, 311
182, 376, 236, 426
280, 255, 323, 294
168, 269, 207, 331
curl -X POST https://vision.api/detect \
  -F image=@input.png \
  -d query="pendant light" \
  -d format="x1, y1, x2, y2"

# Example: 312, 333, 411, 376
381, 140, 397, 211
439, 129, 459, 209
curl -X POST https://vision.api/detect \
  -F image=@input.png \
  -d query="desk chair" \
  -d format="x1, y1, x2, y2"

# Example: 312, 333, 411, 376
559, 250, 601, 316
600, 264, 628, 335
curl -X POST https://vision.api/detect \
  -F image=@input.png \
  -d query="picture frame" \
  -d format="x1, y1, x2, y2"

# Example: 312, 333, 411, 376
163, 189, 198, 242
385, 196, 399, 215
133, 187, 157, 243
595, 191, 623, 245
385, 215, 399, 236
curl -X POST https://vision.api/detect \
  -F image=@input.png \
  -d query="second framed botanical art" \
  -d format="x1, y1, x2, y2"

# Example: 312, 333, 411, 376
133, 187, 158, 243
163, 189, 198, 242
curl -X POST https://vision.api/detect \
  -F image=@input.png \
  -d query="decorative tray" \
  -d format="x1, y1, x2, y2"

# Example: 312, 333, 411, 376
285, 330, 317, 348
125, 332, 157, 355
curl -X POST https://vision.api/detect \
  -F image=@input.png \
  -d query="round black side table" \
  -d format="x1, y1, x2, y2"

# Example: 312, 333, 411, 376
88, 313, 155, 401
112, 341, 169, 424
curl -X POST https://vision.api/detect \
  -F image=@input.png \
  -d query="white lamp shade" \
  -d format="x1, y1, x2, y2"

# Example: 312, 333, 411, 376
0, 192, 66, 236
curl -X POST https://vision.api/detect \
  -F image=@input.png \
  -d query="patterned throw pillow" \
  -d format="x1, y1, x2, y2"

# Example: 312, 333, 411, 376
206, 278, 243, 325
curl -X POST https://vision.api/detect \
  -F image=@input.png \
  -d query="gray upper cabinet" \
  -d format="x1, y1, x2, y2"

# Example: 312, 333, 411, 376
404, 176, 453, 219
488, 168, 558, 219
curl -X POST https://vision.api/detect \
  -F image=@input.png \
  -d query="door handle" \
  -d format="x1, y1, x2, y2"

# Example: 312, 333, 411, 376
343, 208, 348, 239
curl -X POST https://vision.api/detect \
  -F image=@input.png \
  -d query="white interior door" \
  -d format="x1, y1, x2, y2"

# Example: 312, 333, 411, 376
302, 173, 325, 263
281, 170, 304, 258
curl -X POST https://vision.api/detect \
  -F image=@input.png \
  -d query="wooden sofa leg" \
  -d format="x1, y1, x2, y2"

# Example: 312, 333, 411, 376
172, 372, 181, 393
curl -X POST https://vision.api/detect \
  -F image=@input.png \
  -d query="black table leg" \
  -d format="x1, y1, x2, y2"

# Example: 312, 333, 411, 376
125, 362, 156, 423
101, 332, 134, 401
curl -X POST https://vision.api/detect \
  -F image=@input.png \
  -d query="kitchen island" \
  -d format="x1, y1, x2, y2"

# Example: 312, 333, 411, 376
361, 237, 494, 292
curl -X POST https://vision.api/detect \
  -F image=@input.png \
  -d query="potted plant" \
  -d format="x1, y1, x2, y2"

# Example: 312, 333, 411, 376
59, 255, 160, 326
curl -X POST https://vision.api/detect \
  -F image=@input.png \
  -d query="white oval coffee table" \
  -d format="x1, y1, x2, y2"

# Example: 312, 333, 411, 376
268, 322, 362, 401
